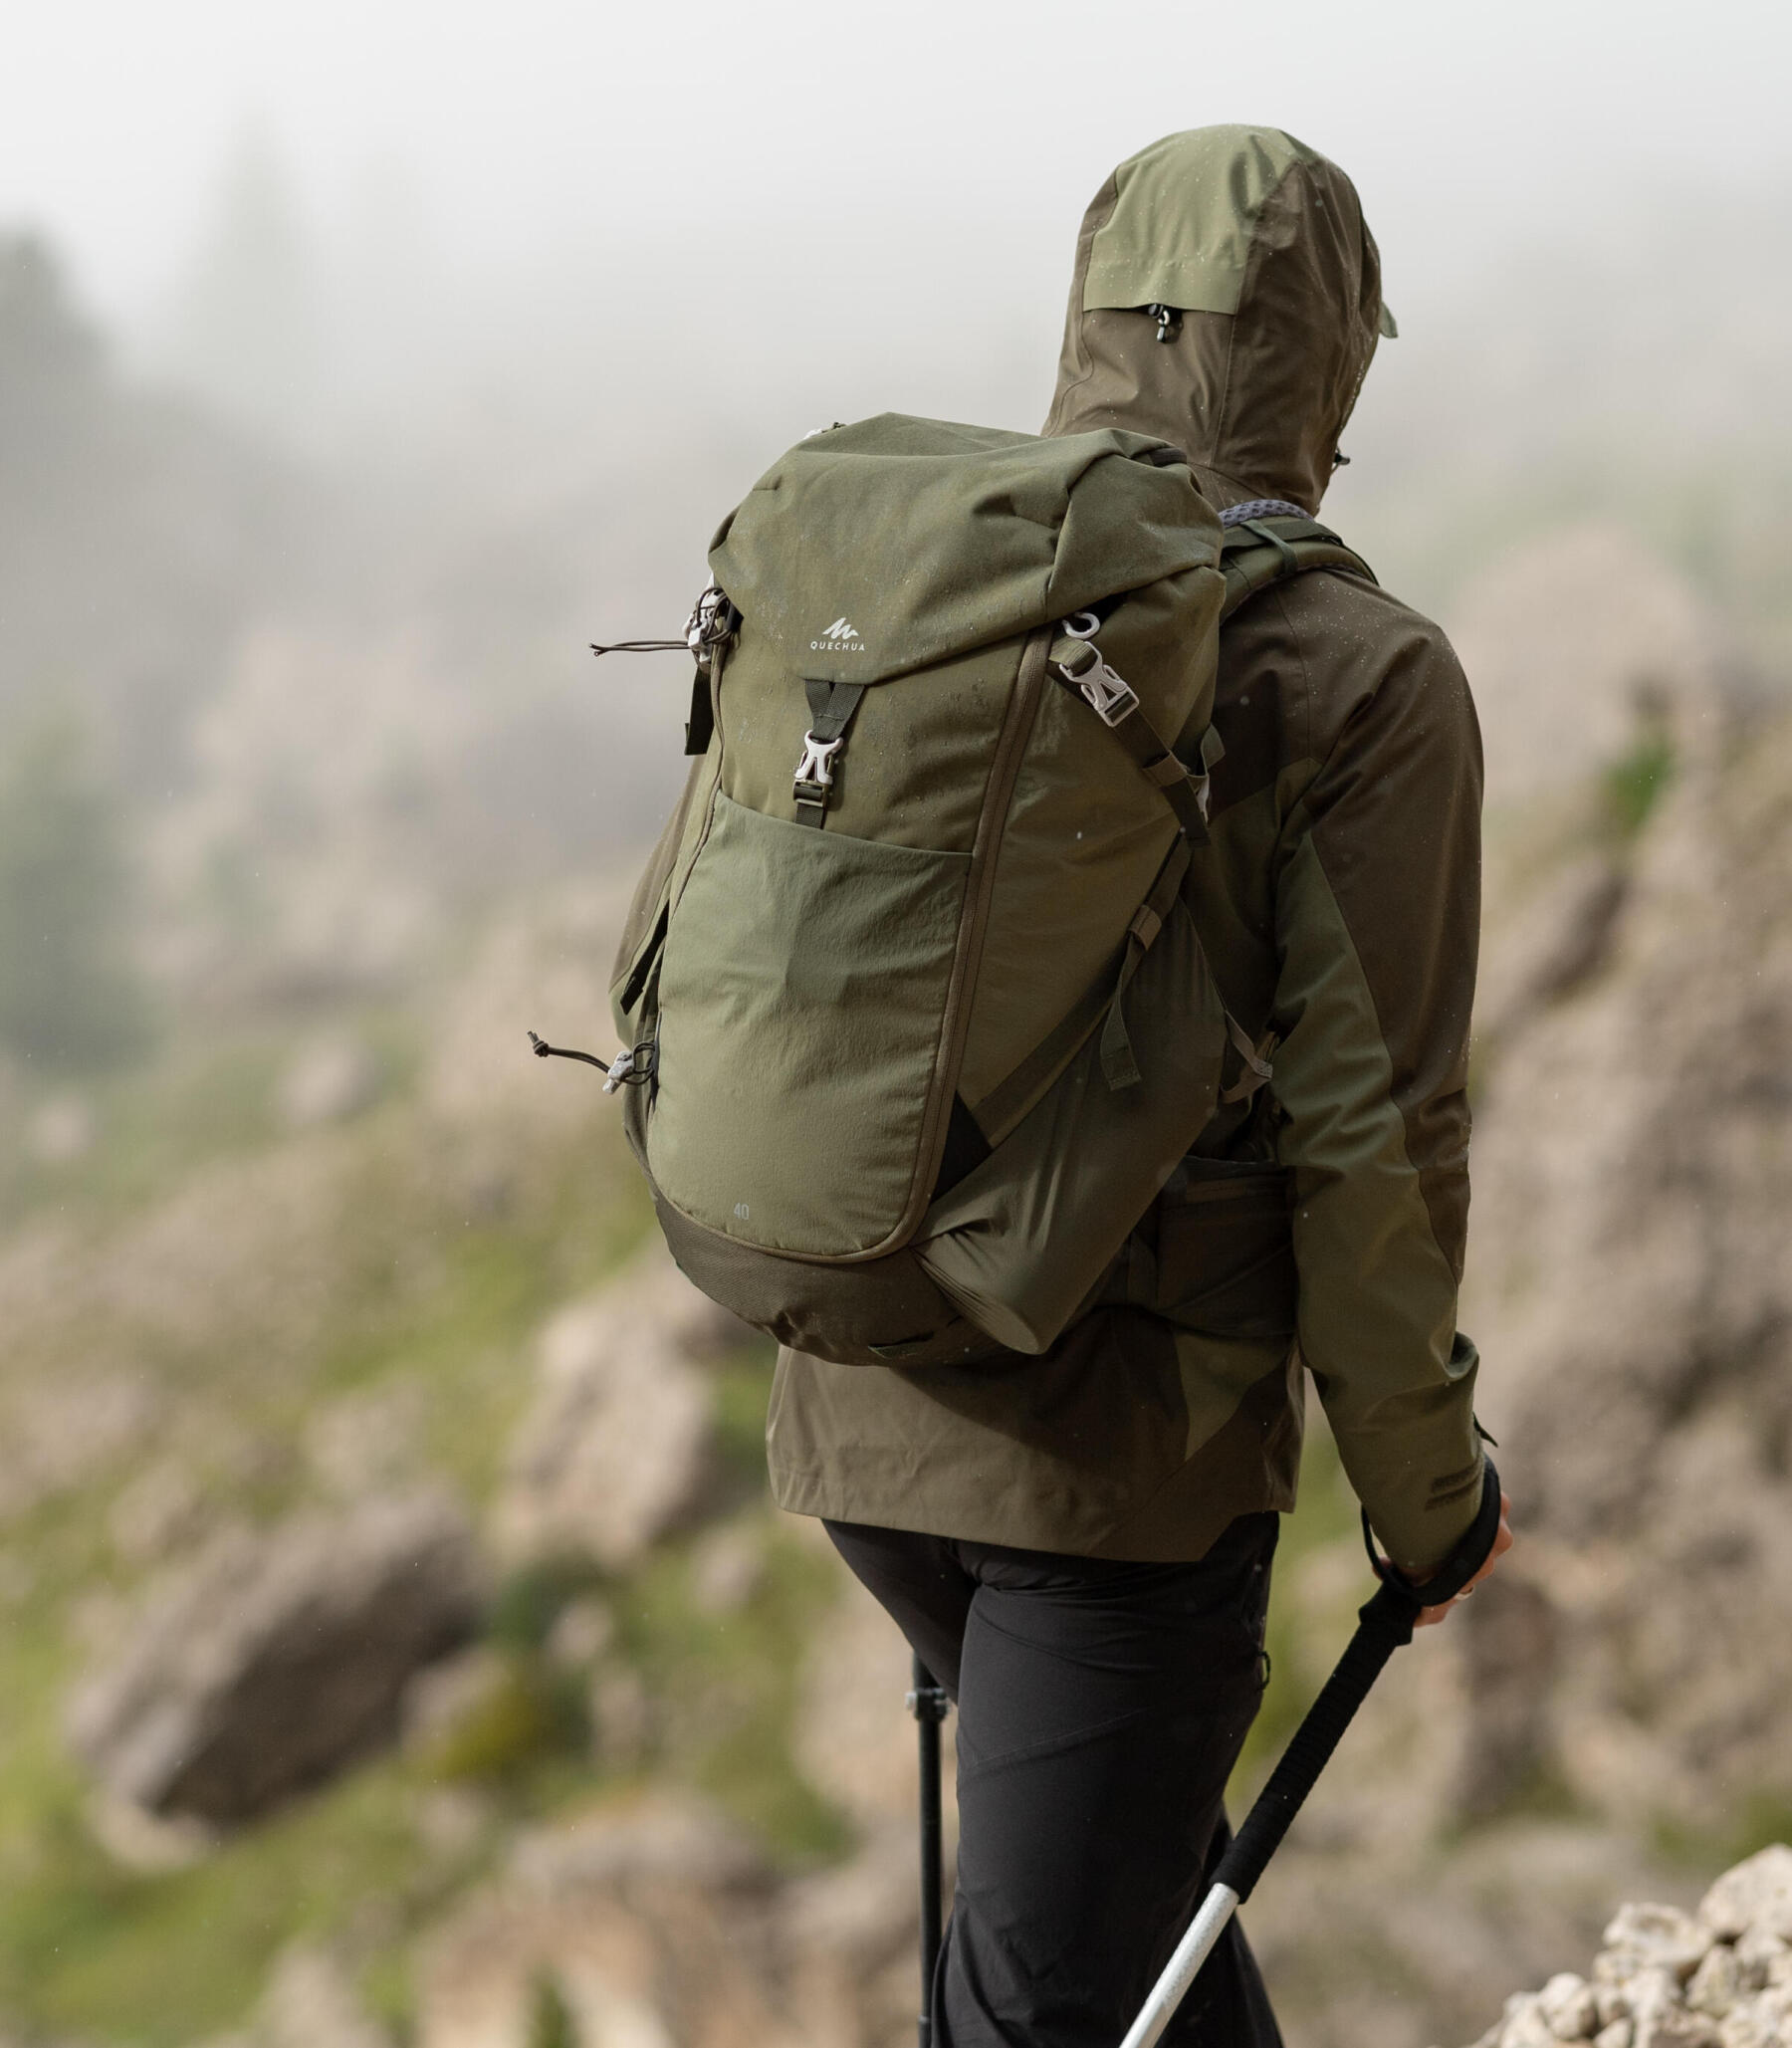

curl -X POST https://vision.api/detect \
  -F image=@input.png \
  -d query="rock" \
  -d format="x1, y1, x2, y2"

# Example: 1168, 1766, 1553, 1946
1632, 2010, 1719, 2048
416, 1796, 792, 2048
1737, 1933, 1792, 1990
1448, 523, 1715, 807
1456, 1568, 1564, 1818
544, 1596, 614, 1670
1595, 1971, 1680, 2029
794, 1546, 949, 1832
690, 1520, 766, 1617
508, 1793, 768, 1899
1464, 1857, 1792, 2048
1702, 1849, 1792, 1943
1506, 1996, 1562, 2048
494, 1244, 743, 1570
67, 1492, 483, 1824
1602, 1906, 1713, 1984
1716, 1989, 1792, 2048
401, 1646, 512, 1755
1461, 702, 1792, 1834
278, 1036, 383, 1129
256, 1943, 393, 2048
1539, 1972, 1601, 2041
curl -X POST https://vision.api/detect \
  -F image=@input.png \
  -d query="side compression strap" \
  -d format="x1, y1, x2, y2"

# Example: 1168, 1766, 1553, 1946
1047, 636, 1214, 842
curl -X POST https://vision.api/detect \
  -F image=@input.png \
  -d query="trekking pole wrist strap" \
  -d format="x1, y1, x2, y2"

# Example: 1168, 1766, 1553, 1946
1359, 1458, 1502, 1618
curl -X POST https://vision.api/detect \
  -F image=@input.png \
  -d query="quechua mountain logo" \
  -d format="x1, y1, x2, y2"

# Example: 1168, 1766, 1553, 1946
810, 616, 865, 652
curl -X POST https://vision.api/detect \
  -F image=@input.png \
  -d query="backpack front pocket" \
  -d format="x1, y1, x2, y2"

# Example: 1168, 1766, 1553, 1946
648, 794, 972, 1258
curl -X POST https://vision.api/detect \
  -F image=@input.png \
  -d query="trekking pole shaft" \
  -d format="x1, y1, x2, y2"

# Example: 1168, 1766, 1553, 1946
912, 1654, 947, 2048
1118, 1882, 1240, 2048
1213, 1585, 1409, 1904
1115, 1584, 1415, 2048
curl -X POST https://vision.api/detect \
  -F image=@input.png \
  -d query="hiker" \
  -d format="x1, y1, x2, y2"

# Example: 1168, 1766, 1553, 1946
766, 127, 1514, 2045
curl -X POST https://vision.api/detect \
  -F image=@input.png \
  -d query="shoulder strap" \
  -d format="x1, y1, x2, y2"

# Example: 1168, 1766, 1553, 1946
1218, 500, 1377, 621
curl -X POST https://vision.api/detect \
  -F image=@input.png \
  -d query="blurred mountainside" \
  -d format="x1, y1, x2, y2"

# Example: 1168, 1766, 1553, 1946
0, 178, 1789, 2048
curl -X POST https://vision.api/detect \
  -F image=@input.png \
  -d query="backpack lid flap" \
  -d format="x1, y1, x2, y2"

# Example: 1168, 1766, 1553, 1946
709, 413, 1222, 684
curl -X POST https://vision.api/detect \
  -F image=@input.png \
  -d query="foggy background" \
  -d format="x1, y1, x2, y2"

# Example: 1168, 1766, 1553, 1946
4, 0, 1791, 1033
3, 5, 1791, 2047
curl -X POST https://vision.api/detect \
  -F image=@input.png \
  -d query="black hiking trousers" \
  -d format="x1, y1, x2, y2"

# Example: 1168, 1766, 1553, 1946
824, 1511, 1284, 2048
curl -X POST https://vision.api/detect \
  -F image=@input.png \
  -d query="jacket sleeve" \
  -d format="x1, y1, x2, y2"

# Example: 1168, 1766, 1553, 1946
1269, 608, 1485, 1575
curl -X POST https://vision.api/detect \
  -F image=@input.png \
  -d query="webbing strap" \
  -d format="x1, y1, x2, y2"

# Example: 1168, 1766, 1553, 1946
793, 678, 866, 827
686, 633, 727, 757
1219, 515, 1378, 623
1219, 1011, 1275, 1105
1098, 837, 1192, 1091
1048, 638, 1211, 843
970, 839, 1192, 1137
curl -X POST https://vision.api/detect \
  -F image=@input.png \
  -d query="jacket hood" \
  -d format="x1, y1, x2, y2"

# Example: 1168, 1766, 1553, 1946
1043, 125, 1392, 513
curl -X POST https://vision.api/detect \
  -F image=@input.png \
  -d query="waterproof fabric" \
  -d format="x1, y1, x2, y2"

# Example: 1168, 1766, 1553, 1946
770, 126, 1486, 1576
614, 414, 1233, 1357
1045, 124, 1388, 516
826, 1513, 1284, 2048
709, 414, 1218, 684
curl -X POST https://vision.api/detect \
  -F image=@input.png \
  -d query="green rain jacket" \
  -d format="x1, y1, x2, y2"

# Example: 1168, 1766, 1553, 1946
766, 126, 1485, 1578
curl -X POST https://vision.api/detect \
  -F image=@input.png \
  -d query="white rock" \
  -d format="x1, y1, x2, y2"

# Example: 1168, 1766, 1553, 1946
1689, 1944, 1747, 2020
1737, 1930, 1790, 1991
1507, 2000, 1562, 2048
1632, 2009, 1719, 2048
1717, 1986, 1792, 2048
1604, 1905, 1714, 1983
1702, 1849, 1792, 1944
1595, 2023, 1634, 2048
1540, 1972, 1601, 2041
1598, 1970, 1680, 2029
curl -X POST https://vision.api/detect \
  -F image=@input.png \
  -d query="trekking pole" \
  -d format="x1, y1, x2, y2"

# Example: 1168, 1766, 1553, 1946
908, 1653, 950, 2048
1118, 1463, 1503, 2048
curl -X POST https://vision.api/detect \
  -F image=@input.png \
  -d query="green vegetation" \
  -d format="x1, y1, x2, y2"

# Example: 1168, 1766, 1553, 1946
528, 1970, 581, 2048
0, 965, 852, 2045
0, 711, 151, 1074
1603, 725, 1677, 839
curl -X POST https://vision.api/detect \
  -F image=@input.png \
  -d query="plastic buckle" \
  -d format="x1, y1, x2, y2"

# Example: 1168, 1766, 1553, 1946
793, 731, 843, 791
1078, 662, 1140, 727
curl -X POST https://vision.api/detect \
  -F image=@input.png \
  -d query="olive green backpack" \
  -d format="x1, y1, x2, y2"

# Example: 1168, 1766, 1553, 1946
560, 417, 1360, 1368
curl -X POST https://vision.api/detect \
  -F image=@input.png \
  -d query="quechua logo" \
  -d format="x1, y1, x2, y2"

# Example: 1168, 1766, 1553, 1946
810, 616, 864, 652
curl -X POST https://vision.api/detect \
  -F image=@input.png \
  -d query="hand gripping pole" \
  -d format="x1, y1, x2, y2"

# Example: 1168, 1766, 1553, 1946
1117, 1461, 1503, 2048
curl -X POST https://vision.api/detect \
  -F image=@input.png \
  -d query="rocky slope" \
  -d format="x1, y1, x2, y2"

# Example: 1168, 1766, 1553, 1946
1457, 1846, 1792, 2048
3, 543, 1790, 2048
